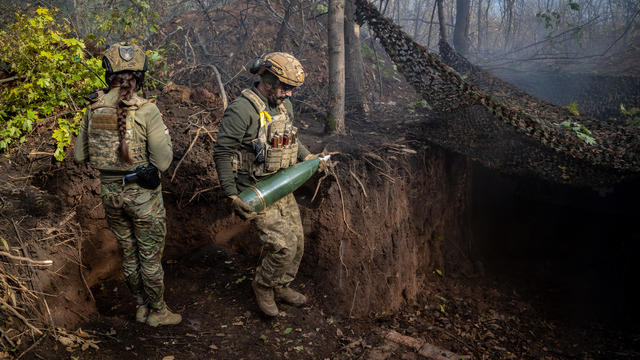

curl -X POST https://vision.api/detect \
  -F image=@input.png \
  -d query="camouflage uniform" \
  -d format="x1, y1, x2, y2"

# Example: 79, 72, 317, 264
213, 87, 310, 289
74, 88, 173, 311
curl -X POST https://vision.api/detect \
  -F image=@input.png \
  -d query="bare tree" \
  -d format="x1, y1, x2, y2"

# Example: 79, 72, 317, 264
477, 0, 483, 51
453, 0, 471, 56
437, 0, 448, 42
274, 0, 294, 51
344, 0, 368, 118
327, 0, 345, 134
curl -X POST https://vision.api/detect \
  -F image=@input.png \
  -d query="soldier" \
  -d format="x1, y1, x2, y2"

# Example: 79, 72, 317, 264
214, 52, 325, 316
74, 42, 181, 327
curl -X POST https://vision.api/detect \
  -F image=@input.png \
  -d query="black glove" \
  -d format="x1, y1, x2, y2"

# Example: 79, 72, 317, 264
122, 165, 161, 189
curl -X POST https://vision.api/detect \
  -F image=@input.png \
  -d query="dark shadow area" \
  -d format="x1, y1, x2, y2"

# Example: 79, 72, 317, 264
470, 163, 640, 331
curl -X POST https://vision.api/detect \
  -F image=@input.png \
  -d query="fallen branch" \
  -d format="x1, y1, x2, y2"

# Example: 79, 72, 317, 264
16, 331, 47, 359
0, 76, 23, 84
0, 299, 43, 336
385, 330, 470, 360
0, 251, 52, 267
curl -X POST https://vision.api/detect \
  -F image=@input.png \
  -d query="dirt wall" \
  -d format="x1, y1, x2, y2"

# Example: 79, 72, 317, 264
296, 146, 475, 317
41, 125, 476, 325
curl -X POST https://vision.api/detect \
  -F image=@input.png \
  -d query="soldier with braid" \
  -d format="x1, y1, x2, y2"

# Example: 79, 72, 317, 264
214, 53, 326, 316
74, 42, 181, 327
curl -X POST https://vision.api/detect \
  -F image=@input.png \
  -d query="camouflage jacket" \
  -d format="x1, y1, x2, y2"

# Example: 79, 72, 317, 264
74, 88, 173, 183
213, 86, 310, 197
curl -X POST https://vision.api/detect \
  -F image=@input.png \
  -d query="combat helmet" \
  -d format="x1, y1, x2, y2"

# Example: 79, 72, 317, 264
102, 42, 148, 74
250, 52, 304, 87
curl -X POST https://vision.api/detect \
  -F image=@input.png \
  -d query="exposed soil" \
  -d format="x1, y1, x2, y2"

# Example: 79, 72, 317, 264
14, 94, 640, 359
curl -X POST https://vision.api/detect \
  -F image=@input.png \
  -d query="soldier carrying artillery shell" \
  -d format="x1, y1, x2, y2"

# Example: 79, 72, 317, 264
213, 52, 326, 316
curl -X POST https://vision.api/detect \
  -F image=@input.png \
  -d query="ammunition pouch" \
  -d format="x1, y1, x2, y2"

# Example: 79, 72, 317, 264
233, 143, 298, 178
122, 165, 161, 189
238, 88, 299, 178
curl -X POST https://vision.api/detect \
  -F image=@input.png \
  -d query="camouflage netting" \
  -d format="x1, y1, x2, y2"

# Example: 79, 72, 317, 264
355, 0, 640, 186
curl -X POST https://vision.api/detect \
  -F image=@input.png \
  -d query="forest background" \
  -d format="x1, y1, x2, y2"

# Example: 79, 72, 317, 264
1, 0, 639, 160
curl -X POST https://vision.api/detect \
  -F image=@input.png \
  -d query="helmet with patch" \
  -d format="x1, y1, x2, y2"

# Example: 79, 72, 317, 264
249, 52, 304, 87
102, 42, 148, 74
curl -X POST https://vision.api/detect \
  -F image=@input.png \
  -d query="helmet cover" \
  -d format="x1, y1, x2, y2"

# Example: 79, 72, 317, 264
259, 52, 304, 87
102, 42, 147, 74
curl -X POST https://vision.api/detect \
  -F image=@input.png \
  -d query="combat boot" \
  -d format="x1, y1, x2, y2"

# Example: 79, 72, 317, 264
252, 278, 279, 316
275, 286, 307, 306
146, 305, 182, 327
135, 304, 149, 323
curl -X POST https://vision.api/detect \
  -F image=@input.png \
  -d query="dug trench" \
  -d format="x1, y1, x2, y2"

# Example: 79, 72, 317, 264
18, 87, 639, 358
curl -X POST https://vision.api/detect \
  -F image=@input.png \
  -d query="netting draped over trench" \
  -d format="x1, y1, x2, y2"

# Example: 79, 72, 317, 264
355, 0, 640, 185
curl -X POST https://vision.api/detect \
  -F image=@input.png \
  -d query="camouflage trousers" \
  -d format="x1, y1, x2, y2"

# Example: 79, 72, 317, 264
101, 182, 167, 310
253, 193, 304, 288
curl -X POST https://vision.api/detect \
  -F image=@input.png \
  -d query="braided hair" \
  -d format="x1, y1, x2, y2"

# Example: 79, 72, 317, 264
108, 70, 145, 164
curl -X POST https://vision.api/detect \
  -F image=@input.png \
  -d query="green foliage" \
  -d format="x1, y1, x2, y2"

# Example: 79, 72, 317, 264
315, 3, 329, 13
620, 104, 640, 128
568, 2, 580, 11
361, 42, 374, 58
560, 120, 597, 146
536, 11, 561, 30
536, 3, 580, 30
0, 7, 104, 159
564, 101, 580, 116
144, 48, 168, 90
408, 99, 431, 113
89, 0, 161, 46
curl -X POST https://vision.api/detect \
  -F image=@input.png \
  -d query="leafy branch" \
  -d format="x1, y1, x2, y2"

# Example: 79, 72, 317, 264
0, 7, 104, 160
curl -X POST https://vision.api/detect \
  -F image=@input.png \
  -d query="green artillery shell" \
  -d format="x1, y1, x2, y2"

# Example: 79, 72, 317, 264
238, 158, 321, 212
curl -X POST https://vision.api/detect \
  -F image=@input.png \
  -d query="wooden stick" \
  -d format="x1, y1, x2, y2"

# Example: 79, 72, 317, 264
16, 331, 47, 359
0, 76, 22, 84
171, 127, 205, 182
0, 299, 43, 336
0, 251, 52, 266
385, 330, 470, 359
348, 280, 359, 318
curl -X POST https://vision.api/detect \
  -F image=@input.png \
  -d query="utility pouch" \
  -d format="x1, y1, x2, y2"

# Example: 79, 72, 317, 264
251, 138, 266, 164
265, 148, 285, 172
122, 165, 161, 190
288, 142, 299, 165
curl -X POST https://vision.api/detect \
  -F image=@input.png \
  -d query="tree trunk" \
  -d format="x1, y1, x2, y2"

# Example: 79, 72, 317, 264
344, 0, 368, 118
453, 0, 471, 56
437, 0, 448, 43
327, 0, 346, 134
412, 0, 424, 39
504, 0, 514, 50
477, 0, 483, 51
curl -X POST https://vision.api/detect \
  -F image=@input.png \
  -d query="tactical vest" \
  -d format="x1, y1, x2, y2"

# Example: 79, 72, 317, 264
87, 91, 150, 172
236, 89, 299, 177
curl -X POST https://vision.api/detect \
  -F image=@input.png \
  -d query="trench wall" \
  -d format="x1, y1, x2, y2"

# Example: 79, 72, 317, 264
297, 146, 475, 317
